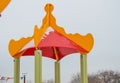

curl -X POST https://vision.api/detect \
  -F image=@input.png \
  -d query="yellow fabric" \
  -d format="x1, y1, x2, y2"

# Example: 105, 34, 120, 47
0, 0, 11, 13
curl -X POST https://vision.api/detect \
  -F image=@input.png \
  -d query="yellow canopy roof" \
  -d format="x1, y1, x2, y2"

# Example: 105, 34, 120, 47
8, 4, 94, 58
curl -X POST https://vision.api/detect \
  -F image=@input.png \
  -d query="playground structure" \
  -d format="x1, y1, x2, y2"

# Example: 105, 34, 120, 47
8, 3, 94, 83
0, 76, 13, 83
0, 0, 11, 16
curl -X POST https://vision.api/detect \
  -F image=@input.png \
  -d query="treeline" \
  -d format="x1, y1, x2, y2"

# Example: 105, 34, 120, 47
42, 70, 120, 83
71, 70, 120, 83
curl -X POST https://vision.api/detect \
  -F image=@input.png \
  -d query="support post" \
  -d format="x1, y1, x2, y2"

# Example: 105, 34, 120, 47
35, 50, 42, 83
80, 54, 88, 83
14, 58, 20, 83
55, 61, 60, 83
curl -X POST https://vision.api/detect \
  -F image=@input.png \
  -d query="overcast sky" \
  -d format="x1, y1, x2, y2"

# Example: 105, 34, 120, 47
0, 0, 120, 83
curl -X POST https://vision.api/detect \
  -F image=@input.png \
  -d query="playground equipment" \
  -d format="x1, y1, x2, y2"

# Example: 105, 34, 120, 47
8, 3, 94, 83
0, 76, 13, 82
0, 0, 11, 16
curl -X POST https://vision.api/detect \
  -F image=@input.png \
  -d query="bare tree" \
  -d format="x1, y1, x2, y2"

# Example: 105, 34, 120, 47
71, 73, 80, 83
70, 70, 120, 83
97, 70, 120, 83
88, 74, 101, 83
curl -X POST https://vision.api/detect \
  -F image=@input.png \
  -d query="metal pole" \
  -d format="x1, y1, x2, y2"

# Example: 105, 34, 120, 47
34, 50, 42, 83
14, 58, 20, 83
80, 54, 88, 83
23, 75, 26, 83
55, 61, 60, 83
22, 73, 27, 83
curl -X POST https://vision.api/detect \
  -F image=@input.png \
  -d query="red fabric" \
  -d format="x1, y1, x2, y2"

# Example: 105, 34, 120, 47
19, 31, 88, 60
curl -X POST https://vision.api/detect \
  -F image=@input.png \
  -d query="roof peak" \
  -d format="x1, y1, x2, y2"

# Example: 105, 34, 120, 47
45, 3, 54, 13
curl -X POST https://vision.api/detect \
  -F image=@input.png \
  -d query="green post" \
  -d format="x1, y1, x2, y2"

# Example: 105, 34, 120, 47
35, 50, 42, 83
55, 61, 60, 83
80, 54, 88, 83
14, 58, 20, 83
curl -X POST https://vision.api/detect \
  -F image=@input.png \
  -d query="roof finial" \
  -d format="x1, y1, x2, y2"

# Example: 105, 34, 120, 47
44, 3, 54, 13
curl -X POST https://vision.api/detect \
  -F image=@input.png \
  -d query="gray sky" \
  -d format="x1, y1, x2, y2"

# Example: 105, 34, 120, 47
0, 0, 120, 83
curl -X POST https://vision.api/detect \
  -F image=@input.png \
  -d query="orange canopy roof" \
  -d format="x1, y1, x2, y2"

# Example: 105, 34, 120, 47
8, 4, 94, 60
0, 0, 11, 15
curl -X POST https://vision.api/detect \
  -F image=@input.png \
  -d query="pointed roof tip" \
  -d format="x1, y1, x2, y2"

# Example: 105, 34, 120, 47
44, 3, 54, 13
